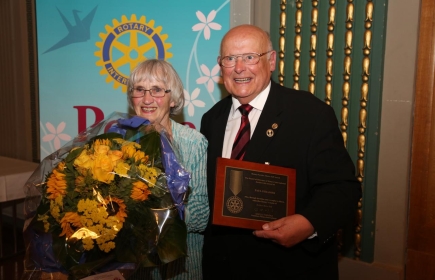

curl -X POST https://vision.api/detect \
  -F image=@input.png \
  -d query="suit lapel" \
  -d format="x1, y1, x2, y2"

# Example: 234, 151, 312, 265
244, 82, 285, 163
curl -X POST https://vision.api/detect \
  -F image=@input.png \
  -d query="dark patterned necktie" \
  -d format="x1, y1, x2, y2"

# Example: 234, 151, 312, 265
231, 104, 253, 160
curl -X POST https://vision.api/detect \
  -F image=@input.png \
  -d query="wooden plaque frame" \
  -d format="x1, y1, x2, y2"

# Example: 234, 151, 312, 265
212, 157, 296, 230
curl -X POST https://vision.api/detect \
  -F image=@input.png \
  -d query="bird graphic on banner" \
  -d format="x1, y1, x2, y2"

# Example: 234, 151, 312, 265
44, 6, 98, 54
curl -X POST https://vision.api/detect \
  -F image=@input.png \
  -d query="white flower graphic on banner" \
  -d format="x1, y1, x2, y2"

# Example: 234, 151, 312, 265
196, 64, 222, 93
184, 0, 229, 124
192, 10, 222, 40
184, 88, 205, 116
42, 122, 71, 150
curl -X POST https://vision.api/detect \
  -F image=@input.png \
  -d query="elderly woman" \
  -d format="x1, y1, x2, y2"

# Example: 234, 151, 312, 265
128, 59, 209, 279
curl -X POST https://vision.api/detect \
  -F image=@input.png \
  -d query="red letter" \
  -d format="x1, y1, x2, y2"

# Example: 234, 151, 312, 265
104, 120, 118, 133
181, 122, 196, 129
73, 106, 105, 133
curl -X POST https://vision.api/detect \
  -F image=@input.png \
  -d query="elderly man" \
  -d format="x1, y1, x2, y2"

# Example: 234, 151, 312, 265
200, 24, 361, 280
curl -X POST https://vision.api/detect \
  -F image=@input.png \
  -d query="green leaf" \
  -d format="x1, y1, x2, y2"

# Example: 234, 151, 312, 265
138, 130, 162, 168
65, 147, 84, 164
157, 214, 187, 263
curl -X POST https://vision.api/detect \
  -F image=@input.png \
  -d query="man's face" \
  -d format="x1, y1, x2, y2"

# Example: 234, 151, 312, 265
219, 26, 276, 104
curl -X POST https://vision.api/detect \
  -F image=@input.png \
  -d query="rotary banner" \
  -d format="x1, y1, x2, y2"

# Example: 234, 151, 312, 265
36, 0, 230, 159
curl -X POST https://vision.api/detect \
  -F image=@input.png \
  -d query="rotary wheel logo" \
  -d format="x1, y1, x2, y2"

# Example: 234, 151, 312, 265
95, 14, 172, 92
226, 196, 243, 214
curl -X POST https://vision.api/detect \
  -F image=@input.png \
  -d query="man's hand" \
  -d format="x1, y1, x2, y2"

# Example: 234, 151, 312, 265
252, 214, 315, 248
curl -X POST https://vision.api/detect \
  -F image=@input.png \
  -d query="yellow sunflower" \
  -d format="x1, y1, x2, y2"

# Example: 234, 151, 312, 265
105, 196, 127, 223
60, 212, 82, 238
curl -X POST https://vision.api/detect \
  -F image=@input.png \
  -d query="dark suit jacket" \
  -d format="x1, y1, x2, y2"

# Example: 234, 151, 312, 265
200, 81, 361, 279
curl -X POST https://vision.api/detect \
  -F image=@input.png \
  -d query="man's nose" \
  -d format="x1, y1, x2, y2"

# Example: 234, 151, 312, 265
234, 56, 246, 72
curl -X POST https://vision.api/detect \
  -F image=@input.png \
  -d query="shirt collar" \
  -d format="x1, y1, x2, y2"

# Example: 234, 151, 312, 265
231, 81, 271, 116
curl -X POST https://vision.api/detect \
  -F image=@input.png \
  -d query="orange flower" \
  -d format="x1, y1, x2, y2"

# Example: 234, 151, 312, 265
60, 212, 82, 238
46, 169, 67, 200
130, 181, 151, 201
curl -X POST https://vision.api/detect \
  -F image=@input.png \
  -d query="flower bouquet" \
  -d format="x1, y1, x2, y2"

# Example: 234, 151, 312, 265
22, 112, 190, 280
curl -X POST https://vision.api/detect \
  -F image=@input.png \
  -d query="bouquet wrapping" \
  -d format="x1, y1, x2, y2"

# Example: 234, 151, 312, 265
21, 112, 190, 280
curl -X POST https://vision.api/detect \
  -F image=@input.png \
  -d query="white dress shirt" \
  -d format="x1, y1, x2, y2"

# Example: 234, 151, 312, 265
222, 82, 271, 158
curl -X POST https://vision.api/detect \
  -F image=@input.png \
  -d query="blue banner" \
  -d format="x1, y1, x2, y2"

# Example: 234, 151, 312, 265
36, 0, 230, 159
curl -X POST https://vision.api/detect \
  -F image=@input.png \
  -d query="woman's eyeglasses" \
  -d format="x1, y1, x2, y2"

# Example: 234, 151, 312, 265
131, 87, 171, 98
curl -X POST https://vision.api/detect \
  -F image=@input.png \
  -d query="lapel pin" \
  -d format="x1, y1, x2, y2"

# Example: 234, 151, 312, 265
266, 129, 274, 137
272, 123, 278, 129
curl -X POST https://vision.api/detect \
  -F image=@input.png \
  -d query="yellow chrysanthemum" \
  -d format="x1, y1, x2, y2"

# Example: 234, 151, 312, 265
131, 181, 151, 201
60, 212, 82, 238
50, 201, 61, 221
75, 198, 123, 252
37, 214, 50, 232
82, 236, 94, 250
50, 194, 64, 221
99, 241, 115, 253
114, 161, 130, 177
138, 164, 158, 187
77, 198, 98, 213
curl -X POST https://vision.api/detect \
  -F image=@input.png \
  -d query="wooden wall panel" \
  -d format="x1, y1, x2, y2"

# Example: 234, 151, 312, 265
406, 0, 435, 278
0, 0, 38, 162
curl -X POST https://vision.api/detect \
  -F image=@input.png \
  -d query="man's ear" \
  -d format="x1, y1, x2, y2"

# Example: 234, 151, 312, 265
269, 51, 277, 72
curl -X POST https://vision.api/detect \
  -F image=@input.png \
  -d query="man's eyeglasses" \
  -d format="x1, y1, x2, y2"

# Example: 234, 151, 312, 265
218, 51, 273, 68
131, 87, 171, 98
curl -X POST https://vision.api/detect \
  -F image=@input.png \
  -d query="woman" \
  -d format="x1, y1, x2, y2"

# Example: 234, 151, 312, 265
128, 59, 209, 279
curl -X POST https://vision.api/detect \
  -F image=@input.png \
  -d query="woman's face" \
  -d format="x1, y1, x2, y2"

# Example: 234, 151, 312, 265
131, 80, 175, 130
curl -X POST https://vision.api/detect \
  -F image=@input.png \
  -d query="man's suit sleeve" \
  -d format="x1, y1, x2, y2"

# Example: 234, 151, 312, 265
299, 104, 361, 245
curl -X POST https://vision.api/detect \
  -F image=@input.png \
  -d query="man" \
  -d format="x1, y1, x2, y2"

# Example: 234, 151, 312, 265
200, 24, 361, 279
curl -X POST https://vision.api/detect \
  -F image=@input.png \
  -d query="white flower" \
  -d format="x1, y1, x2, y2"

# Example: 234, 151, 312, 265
184, 88, 205, 117
196, 64, 222, 93
42, 122, 71, 150
192, 10, 222, 40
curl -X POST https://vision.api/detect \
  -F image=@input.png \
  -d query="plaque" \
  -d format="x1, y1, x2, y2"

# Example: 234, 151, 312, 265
212, 157, 296, 230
